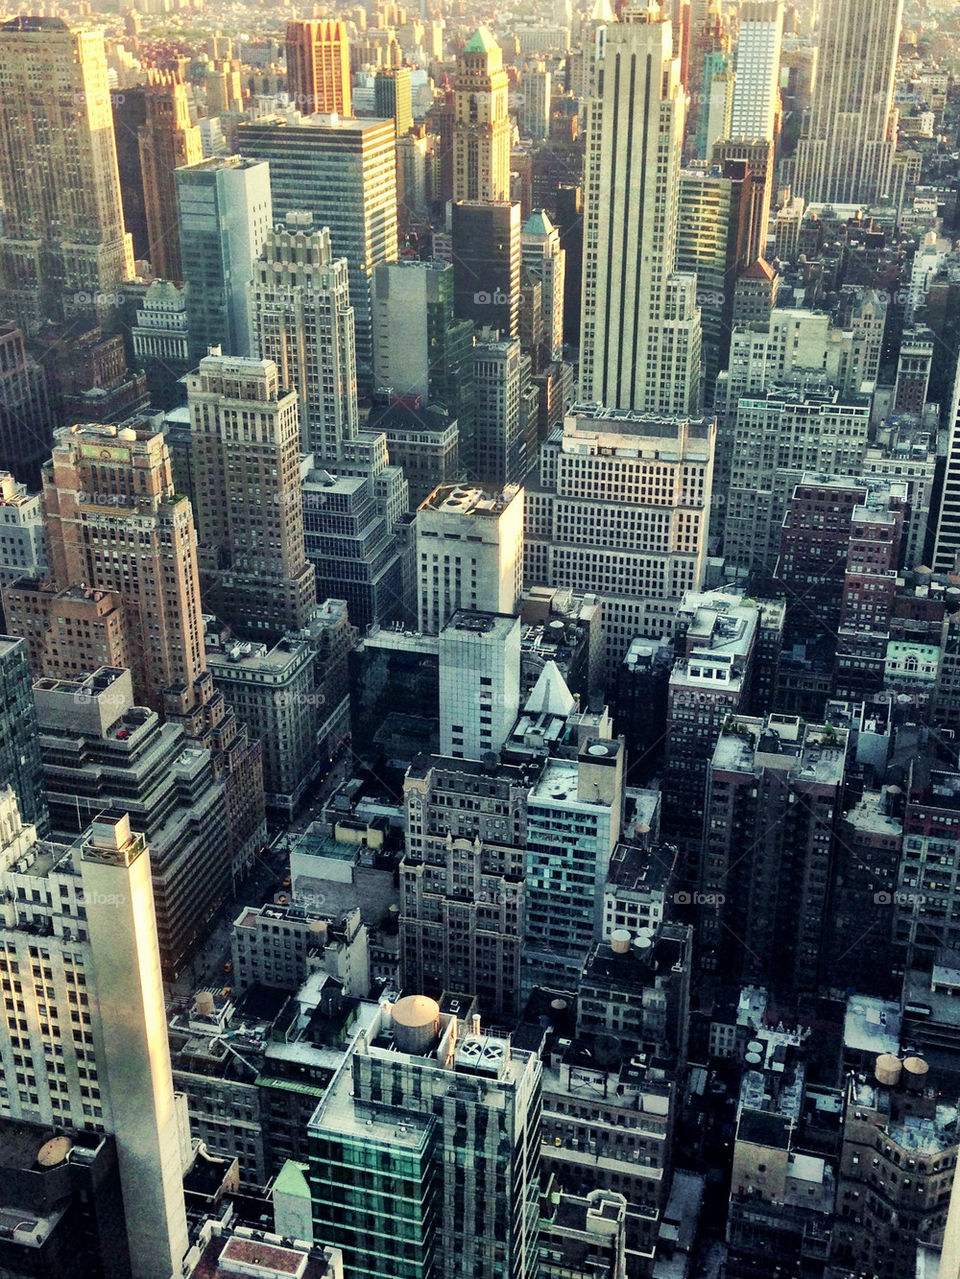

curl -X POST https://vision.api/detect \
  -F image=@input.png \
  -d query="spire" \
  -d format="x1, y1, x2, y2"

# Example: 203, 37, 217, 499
524, 661, 576, 717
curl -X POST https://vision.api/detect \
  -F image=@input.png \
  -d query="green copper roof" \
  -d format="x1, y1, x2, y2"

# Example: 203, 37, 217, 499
523, 208, 555, 237
464, 27, 498, 53
273, 1159, 311, 1200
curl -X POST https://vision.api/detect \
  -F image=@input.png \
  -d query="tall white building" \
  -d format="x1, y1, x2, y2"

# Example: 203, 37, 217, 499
0, 796, 190, 1279
793, 0, 903, 206
522, 210, 565, 362
579, 13, 701, 415
521, 61, 551, 139
934, 366, 960, 575
474, 335, 533, 489
525, 406, 716, 669
416, 483, 524, 635
249, 211, 358, 461
0, 470, 46, 585
439, 610, 521, 760
728, 1, 784, 143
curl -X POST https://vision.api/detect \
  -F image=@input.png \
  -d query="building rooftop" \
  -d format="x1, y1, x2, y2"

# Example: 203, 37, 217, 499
844, 994, 901, 1057
418, 482, 521, 517
606, 842, 676, 897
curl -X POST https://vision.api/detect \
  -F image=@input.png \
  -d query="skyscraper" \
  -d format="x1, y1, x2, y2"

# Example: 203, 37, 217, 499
0, 635, 47, 835
793, 0, 903, 206
249, 211, 358, 461
139, 72, 202, 283
451, 200, 521, 340
0, 320, 53, 490
285, 19, 352, 117
374, 67, 413, 137
453, 28, 512, 202
728, 1, 783, 143
473, 334, 536, 488
29, 423, 206, 714
0, 801, 190, 1279
188, 352, 315, 638
522, 210, 566, 363
521, 61, 551, 140
579, 13, 702, 414
0, 17, 133, 330
175, 156, 272, 362
237, 117, 398, 391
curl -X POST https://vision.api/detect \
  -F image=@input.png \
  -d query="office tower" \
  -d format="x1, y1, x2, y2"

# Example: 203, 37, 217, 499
176, 156, 272, 362
723, 386, 872, 574
207, 636, 320, 817
522, 210, 565, 363
0, 17, 133, 331
934, 371, 960, 574
368, 397, 460, 510
33, 668, 236, 978
439, 611, 521, 759
894, 326, 935, 415
416, 483, 524, 635
579, 14, 701, 415
249, 211, 358, 461
702, 714, 848, 995
112, 85, 149, 263
730, 257, 778, 328
0, 635, 47, 835
372, 261, 475, 426
401, 754, 530, 1019
0, 472, 46, 588
793, 0, 903, 206
710, 137, 774, 266
453, 28, 511, 202
0, 801, 190, 1279
452, 200, 521, 339
728, 1, 783, 142
302, 465, 405, 631
525, 408, 715, 672
285, 20, 352, 117
307, 1000, 541, 1279
187, 352, 315, 637
473, 335, 535, 489
521, 61, 551, 140
237, 117, 398, 391
139, 73, 202, 284
32, 424, 206, 714
677, 163, 751, 404
662, 591, 763, 880
696, 51, 734, 160
132, 279, 191, 410
0, 321, 52, 490
375, 67, 413, 137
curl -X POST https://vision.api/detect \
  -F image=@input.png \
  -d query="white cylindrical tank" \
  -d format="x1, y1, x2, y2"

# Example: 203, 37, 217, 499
194, 990, 215, 1016
611, 929, 632, 954
903, 1056, 929, 1092
875, 1053, 902, 1087
391, 995, 441, 1054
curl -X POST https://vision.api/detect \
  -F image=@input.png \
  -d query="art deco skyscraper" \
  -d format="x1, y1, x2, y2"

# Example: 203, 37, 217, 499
579, 12, 702, 414
793, 0, 903, 206
0, 17, 133, 330
188, 351, 315, 638
139, 72, 202, 283
285, 19, 352, 117
453, 28, 511, 203
249, 211, 358, 461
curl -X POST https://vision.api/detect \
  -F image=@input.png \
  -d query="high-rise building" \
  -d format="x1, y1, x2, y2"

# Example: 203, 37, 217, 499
728, 1, 783, 143
453, 28, 511, 202
894, 326, 935, 415
522, 210, 565, 363
415, 483, 524, 635
451, 200, 521, 341
0, 472, 46, 588
285, 20, 352, 117
22, 423, 206, 715
473, 335, 535, 489
139, 73, 202, 283
131, 279, 191, 410
374, 67, 413, 137
0, 17, 133, 331
249, 211, 358, 461
0, 321, 53, 490
521, 61, 551, 140
0, 635, 47, 835
0, 801, 190, 1279
695, 50, 734, 160
371, 260, 475, 429
175, 156, 272, 362
237, 117, 398, 391
187, 353, 315, 637
33, 667, 235, 978
793, 0, 903, 206
710, 137, 775, 266
112, 84, 149, 264
579, 13, 701, 415
525, 407, 716, 671
934, 370, 960, 574
306, 998, 541, 1279
438, 610, 521, 759
702, 713, 849, 995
